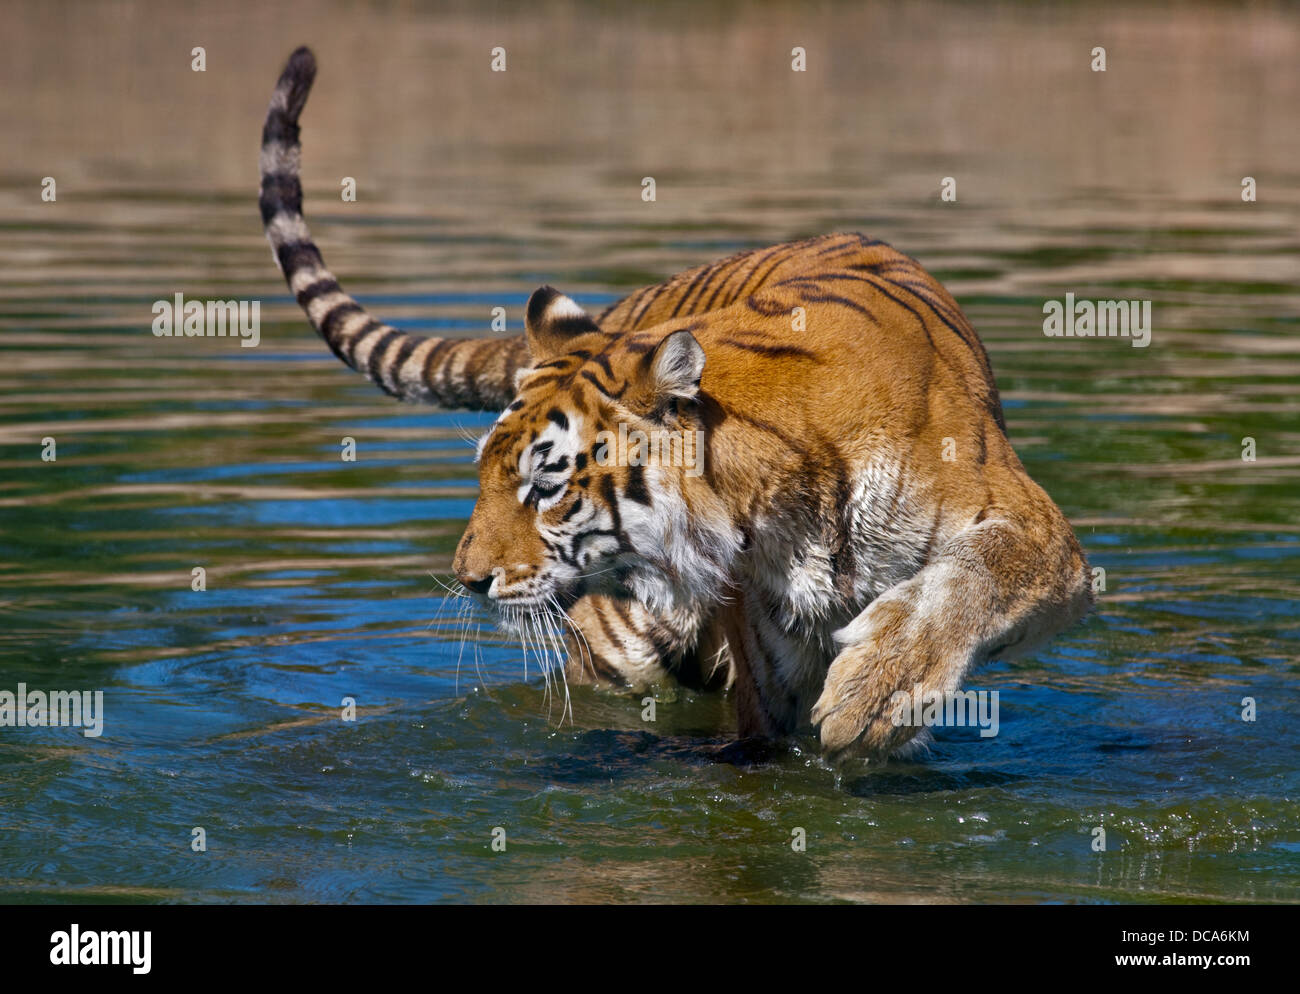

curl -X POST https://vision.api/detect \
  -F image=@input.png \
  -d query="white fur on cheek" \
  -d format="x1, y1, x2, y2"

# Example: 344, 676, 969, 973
618, 466, 742, 613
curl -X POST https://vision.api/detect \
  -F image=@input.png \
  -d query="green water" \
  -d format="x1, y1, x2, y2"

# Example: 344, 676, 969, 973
0, 0, 1297, 903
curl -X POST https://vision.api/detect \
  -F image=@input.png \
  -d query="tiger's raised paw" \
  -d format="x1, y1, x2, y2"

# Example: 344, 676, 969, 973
811, 661, 923, 762
810, 592, 962, 761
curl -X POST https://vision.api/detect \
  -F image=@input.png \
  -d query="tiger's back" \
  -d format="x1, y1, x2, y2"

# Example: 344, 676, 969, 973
600, 232, 1006, 431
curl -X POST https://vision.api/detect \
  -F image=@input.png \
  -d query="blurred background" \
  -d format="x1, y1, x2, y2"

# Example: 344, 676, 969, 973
0, 0, 1297, 903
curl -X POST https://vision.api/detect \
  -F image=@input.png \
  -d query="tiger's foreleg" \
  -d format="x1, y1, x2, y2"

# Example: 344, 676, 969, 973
716, 588, 827, 739
559, 594, 735, 694
558, 594, 691, 690
810, 514, 1091, 760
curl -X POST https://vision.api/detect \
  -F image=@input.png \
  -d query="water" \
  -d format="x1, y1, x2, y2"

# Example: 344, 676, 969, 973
1, 1, 1298, 903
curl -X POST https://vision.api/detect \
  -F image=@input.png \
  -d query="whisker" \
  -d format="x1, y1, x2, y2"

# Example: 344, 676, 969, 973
532, 611, 553, 720
452, 418, 483, 448
549, 592, 594, 684
471, 621, 493, 700
543, 602, 573, 725
453, 593, 473, 696
433, 570, 596, 727
568, 564, 628, 581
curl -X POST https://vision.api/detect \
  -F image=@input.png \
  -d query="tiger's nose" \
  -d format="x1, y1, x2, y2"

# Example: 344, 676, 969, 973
461, 574, 494, 596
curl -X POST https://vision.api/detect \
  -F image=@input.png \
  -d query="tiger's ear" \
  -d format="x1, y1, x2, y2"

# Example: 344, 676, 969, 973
525, 286, 602, 363
646, 329, 705, 402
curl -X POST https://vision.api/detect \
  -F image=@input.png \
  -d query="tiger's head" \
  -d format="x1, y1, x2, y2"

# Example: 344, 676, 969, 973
453, 287, 731, 627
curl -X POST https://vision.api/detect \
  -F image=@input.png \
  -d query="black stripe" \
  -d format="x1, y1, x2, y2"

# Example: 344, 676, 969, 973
389, 336, 422, 388
260, 113, 299, 149
816, 235, 857, 257
836, 263, 980, 351
698, 257, 742, 312
734, 244, 786, 299
744, 294, 791, 318
628, 283, 671, 329
364, 329, 405, 390
719, 339, 818, 360
669, 261, 724, 319
623, 464, 651, 505
580, 368, 624, 398
294, 277, 341, 307
746, 243, 799, 292
822, 271, 936, 350
275, 241, 323, 280
548, 314, 601, 337
533, 357, 580, 372
591, 602, 630, 660
604, 284, 650, 324
644, 621, 675, 663
318, 303, 365, 363
560, 497, 584, 522
258, 170, 302, 224
600, 474, 623, 536
526, 286, 562, 327
607, 599, 646, 637
883, 276, 985, 357
528, 481, 564, 505
837, 267, 989, 372
798, 289, 879, 323
422, 338, 458, 391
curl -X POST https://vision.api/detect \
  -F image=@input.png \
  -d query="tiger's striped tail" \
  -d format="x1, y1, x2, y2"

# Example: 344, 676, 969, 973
259, 46, 529, 410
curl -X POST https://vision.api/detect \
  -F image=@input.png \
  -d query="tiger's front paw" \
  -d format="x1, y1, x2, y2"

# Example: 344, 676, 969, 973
810, 655, 920, 761
810, 595, 954, 760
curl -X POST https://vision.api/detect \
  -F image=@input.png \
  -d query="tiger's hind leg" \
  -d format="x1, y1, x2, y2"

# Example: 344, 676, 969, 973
810, 512, 1092, 760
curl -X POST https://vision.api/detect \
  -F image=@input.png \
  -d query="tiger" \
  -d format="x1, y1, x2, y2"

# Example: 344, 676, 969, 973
259, 47, 1093, 760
